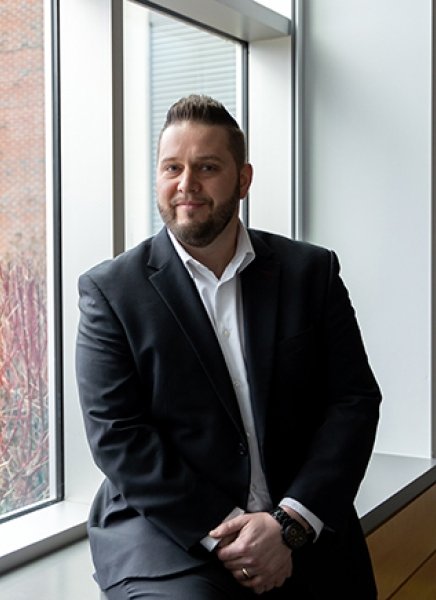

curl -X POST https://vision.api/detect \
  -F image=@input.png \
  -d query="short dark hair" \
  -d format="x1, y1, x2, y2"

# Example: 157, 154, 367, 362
158, 94, 247, 169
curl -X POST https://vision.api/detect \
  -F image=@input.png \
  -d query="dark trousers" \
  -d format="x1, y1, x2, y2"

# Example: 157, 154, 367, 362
103, 565, 251, 599
101, 525, 377, 599
101, 559, 318, 600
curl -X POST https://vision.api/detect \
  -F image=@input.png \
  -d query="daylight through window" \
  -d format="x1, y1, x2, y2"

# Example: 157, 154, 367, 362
0, 0, 57, 521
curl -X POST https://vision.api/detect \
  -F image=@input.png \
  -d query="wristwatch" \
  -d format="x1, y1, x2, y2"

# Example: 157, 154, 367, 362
269, 506, 315, 550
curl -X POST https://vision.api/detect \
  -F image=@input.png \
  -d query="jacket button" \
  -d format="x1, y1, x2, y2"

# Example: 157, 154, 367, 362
238, 443, 248, 456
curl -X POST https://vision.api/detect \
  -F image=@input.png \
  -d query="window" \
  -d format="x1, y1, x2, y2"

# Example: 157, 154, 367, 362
124, 1, 245, 248
0, 0, 60, 521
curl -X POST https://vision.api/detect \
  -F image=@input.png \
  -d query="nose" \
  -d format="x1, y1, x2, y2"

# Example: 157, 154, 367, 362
177, 168, 200, 194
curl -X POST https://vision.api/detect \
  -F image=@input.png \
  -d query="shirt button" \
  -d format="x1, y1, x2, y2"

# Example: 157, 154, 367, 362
222, 328, 230, 338
238, 443, 247, 456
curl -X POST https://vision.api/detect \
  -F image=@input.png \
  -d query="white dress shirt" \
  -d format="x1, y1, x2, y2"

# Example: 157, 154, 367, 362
167, 224, 323, 547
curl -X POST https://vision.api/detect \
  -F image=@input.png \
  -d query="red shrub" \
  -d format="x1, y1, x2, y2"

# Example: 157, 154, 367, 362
0, 259, 49, 516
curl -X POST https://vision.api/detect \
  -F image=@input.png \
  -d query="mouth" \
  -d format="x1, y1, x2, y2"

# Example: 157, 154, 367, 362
172, 197, 210, 209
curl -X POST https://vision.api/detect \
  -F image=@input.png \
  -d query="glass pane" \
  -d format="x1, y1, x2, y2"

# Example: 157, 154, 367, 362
124, 1, 243, 247
0, 0, 53, 519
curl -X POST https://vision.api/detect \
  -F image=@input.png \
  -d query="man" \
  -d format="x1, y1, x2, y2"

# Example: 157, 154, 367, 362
76, 95, 381, 599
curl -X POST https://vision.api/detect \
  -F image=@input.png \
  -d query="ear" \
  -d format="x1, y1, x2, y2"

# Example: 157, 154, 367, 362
239, 163, 253, 198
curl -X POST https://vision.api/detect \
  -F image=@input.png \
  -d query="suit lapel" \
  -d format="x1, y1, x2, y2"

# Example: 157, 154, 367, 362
241, 232, 280, 450
147, 229, 245, 435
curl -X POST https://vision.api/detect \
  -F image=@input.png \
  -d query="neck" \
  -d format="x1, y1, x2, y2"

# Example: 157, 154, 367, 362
181, 219, 239, 279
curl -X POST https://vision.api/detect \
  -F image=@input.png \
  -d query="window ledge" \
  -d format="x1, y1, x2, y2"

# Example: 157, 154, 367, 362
145, 0, 291, 42
356, 452, 436, 535
0, 500, 89, 575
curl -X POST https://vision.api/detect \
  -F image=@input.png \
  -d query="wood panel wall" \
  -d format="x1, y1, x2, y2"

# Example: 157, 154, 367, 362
366, 484, 436, 599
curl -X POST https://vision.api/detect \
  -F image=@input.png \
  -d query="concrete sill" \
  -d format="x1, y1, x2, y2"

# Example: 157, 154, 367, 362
0, 500, 89, 575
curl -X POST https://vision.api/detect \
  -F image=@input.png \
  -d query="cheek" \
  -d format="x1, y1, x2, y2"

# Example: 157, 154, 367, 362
156, 179, 176, 201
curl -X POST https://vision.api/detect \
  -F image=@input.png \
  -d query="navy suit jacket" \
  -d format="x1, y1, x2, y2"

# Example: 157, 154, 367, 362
76, 228, 381, 595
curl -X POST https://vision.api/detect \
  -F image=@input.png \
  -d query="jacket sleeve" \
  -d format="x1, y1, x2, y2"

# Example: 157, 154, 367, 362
284, 251, 381, 530
75, 272, 237, 550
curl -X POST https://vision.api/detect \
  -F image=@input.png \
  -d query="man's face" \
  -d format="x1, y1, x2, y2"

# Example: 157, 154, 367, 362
156, 121, 251, 248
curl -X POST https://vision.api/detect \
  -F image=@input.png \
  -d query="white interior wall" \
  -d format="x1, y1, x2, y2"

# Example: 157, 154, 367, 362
256, 0, 292, 19
60, 0, 111, 501
301, 0, 433, 457
124, 1, 151, 249
248, 35, 293, 235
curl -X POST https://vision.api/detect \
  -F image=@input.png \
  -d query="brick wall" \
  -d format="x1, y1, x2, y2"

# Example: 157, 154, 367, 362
0, 0, 46, 263
0, 0, 49, 517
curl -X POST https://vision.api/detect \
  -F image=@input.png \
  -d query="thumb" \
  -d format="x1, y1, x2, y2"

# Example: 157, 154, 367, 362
209, 514, 248, 538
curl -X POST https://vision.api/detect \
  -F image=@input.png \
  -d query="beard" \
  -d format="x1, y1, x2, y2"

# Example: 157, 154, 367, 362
158, 184, 240, 248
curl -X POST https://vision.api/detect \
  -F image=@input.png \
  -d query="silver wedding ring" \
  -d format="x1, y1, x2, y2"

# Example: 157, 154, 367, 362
241, 567, 251, 580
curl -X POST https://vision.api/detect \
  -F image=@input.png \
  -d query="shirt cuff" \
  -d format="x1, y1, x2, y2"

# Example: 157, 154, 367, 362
200, 506, 245, 551
279, 497, 324, 540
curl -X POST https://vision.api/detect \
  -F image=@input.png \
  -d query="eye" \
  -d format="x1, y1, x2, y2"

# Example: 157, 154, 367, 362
161, 163, 180, 175
199, 163, 218, 173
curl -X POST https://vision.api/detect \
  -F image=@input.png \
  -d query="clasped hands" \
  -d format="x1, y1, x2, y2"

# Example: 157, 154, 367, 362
209, 512, 293, 595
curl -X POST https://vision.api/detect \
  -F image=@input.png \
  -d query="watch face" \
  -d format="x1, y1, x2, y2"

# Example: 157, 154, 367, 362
283, 522, 307, 549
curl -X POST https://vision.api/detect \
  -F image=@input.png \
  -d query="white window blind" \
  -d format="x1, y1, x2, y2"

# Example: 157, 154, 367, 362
149, 12, 240, 232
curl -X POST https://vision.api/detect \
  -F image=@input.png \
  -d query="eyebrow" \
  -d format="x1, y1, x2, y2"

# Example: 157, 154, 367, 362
159, 154, 225, 164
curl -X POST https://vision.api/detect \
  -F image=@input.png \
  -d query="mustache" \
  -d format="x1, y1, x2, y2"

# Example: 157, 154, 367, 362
170, 195, 212, 207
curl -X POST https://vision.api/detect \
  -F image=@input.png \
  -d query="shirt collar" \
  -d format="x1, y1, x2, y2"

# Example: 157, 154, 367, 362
167, 221, 255, 282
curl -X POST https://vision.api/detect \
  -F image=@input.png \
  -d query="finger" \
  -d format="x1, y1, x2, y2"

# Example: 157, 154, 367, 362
236, 573, 260, 588
231, 562, 291, 590
216, 532, 238, 549
254, 586, 267, 595
246, 578, 279, 595
228, 566, 254, 582
221, 558, 249, 571
232, 567, 271, 591
254, 585, 271, 595
209, 515, 248, 539
215, 542, 245, 562
239, 576, 270, 595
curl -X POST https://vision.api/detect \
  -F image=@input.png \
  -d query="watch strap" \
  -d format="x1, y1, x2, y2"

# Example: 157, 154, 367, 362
269, 506, 315, 549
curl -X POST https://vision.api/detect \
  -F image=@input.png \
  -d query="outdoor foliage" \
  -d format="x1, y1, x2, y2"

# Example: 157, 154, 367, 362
0, 259, 49, 517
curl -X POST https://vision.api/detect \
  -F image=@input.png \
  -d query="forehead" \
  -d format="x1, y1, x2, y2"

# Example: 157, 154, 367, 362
158, 122, 233, 161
